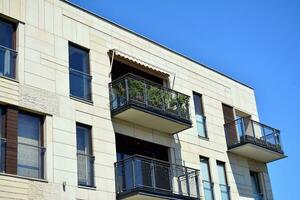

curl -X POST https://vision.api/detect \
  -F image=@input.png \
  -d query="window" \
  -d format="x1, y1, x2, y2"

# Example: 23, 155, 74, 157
193, 92, 207, 138
0, 106, 5, 172
0, 18, 17, 79
76, 123, 95, 187
217, 161, 230, 200
200, 157, 214, 200
250, 171, 263, 200
69, 43, 92, 101
17, 112, 45, 179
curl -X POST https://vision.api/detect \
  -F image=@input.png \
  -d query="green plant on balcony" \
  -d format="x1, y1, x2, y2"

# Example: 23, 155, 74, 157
147, 85, 164, 109
164, 91, 178, 114
128, 78, 145, 103
177, 94, 189, 119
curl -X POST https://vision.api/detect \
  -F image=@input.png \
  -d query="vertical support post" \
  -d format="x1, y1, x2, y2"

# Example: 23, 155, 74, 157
185, 167, 190, 197
144, 80, 147, 106
125, 78, 129, 104
151, 161, 156, 190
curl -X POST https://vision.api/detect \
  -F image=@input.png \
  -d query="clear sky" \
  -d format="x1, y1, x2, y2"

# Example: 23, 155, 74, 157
70, 0, 299, 198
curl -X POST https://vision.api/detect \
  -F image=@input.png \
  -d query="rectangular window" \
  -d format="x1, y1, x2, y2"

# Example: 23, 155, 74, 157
217, 161, 230, 200
69, 43, 92, 101
17, 112, 45, 179
76, 123, 95, 187
0, 18, 17, 79
193, 92, 207, 138
200, 157, 214, 200
250, 171, 263, 200
0, 106, 5, 172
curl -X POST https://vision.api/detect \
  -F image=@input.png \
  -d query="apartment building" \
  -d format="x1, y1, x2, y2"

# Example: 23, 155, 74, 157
0, 0, 286, 200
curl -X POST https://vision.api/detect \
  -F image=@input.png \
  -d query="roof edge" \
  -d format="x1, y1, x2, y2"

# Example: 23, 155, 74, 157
60, 0, 254, 90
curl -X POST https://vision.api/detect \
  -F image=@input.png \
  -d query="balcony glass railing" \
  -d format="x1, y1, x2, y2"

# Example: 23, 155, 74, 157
224, 117, 283, 153
17, 142, 45, 179
0, 45, 17, 79
115, 155, 200, 199
220, 184, 230, 200
77, 153, 95, 187
109, 73, 191, 123
203, 180, 214, 200
0, 138, 6, 172
253, 193, 264, 200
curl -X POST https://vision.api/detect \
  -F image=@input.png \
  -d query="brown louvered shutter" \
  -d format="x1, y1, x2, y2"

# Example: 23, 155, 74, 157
222, 104, 238, 146
5, 106, 18, 174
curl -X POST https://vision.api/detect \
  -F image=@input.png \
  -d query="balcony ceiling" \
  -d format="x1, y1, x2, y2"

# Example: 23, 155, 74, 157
228, 143, 286, 163
113, 107, 191, 134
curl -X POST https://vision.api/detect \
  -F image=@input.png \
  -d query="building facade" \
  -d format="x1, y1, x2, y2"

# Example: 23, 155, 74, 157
0, 0, 285, 200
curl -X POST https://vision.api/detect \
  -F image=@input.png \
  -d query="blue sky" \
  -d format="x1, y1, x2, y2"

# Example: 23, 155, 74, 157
70, 0, 299, 198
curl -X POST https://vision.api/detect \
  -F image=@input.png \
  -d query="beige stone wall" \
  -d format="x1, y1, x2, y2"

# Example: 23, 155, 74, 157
0, 0, 273, 199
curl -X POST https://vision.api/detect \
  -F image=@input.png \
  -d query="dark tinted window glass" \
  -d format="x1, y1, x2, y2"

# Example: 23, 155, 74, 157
69, 44, 89, 73
69, 43, 91, 100
193, 93, 203, 115
0, 20, 14, 49
76, 124, 92, 155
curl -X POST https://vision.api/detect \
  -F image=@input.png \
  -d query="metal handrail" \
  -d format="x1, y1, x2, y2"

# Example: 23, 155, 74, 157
69, 68, 92, 79
224, 117, 280, 133
115, 154, 199, 172
0, 44, 17, 53
115, 154, 200, 198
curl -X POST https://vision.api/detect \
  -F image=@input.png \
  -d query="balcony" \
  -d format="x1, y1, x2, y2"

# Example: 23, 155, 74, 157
115, 155, 200, 200
109, 74, 192, 134
224, 117, 286, 163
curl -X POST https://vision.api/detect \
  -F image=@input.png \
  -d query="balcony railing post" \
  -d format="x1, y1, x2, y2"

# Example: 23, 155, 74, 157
125, 78, 129, 103
151, 161, 156, 190
195, 170, 200, 198
144, 80, 148, 106
185, 167, 191, 197
250, 119, 256, 138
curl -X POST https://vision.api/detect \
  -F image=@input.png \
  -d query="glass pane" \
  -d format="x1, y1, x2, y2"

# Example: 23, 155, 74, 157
0, 20, 14, 49
18, 113, 40, 146
200, 157, 211, 181
17, 143, 42, 178
0, 45, 16, 79
76, 125, 91, 155
77, 153, 94, 186
217, 162, 227, 185
220, 185, 230, 200
0, 139, 5, 172
203, 181, 214, 200
69, 44, 89, 73
193, 93, 203, 115
70, 70, 92, 100
196, 114, 206, 137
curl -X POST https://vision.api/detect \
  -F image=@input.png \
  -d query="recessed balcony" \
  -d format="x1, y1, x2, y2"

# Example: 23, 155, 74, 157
114, 155, 200, 200
109, 74, 192, 134
224, 117, 286, 163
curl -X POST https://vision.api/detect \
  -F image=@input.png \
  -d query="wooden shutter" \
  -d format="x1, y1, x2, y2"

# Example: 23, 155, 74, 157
222, 104, 238, 146
5, 106, 18, 174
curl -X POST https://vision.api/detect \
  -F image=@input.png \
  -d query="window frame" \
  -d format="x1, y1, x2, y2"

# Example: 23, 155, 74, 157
17, 111, 45, 179
216, 161, 231, 200
0, 16, 18, 80
76, 122, 95, 188
68, 42, 93, 103
200, 156, 215, 200
193, 92, 208, 139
